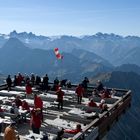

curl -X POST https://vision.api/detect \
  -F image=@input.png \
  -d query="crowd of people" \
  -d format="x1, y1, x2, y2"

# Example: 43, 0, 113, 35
4, 73, 116, 140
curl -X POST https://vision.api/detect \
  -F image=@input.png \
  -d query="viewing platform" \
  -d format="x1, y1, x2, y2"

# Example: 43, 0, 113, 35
0, 83, 131, 140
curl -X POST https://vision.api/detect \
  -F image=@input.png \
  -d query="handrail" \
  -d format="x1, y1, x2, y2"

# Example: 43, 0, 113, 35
72, 90, 131, 140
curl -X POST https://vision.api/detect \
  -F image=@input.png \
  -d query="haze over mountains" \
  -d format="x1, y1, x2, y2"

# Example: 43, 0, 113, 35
0, 31, 140, 66
0, 37, 113, 82
1, 30, 140, 67
0, 31, 140, 139
0, 30, 140, 82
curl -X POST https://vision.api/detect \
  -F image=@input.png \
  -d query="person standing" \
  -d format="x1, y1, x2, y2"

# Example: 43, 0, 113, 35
13, 75, 18, 87
75, 84, 84, 104
96, 80, 104, 92
43, 74, 49, 91
6, 75, 12, 92
31, 73, 35, 86
25, 81, 32, 98
82, 77, 89, 97
56, 87, 64, 109
17, 73, 24, 86
30, 108, 42, 134
34, 94, 43, 121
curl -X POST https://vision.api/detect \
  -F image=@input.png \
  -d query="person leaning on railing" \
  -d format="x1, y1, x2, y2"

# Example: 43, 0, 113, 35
64, 124, 82, 134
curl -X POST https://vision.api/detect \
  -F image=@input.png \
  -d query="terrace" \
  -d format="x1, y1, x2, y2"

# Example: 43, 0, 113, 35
0, 83, 131, 140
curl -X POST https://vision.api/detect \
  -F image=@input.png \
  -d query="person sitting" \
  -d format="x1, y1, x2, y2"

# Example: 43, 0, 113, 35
14, 95, 22, 108
99, 99, 108, 112
21, 100, 30, 122
92, 88, 100, 97
101, 88, 111, 98
22, 100, 30, 111
64, 124, 82, 134
88, 99, 97, 107
10, 103, 21, 123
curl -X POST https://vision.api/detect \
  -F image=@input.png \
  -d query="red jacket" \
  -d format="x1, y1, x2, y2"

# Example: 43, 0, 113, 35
65, 128, 81, 134
56, 90, 64, 100
26, 84, 32, 94
101, 90, 111, 98
22, 101, 30, 111
34, 96, 43, 109
76, 86, 84, 97
88, 101, 97, 107
30, 110, 42, 128
17, 75, 23, 85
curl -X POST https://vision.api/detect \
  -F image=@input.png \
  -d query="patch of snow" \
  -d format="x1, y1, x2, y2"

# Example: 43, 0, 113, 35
25, 38, 29, 43
49, 36, 62, 41
3, 35, 10, 39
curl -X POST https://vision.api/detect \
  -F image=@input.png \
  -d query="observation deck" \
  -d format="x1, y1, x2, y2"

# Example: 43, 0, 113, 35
0, 83, 131, 140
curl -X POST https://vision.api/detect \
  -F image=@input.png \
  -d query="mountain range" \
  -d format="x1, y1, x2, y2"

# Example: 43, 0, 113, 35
0, 37, 113, 82
0, 31, 140, 67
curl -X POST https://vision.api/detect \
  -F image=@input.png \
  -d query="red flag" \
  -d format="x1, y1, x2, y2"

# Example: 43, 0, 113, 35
54, 48, 63, 59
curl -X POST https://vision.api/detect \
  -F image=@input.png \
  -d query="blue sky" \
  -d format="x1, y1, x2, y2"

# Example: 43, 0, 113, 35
0, 0, 140, 36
